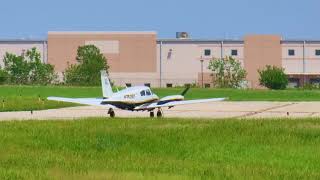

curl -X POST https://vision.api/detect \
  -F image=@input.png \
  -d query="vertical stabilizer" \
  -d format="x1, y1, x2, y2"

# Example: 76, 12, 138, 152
100, 70, 113, 98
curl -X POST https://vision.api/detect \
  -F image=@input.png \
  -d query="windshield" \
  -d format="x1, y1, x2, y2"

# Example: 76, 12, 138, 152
146, 89, 151, 96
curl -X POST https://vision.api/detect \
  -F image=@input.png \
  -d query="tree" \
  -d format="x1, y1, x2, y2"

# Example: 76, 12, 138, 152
3, 47, 57, 85
27, 48, 57, 85
3, 53, 31, 84
64, 45, 109, 86
208, 56, 247, 88
258, 65, 288, 90
0, 67, 8, 84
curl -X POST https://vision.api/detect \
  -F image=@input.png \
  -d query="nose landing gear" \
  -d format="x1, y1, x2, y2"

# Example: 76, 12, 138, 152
156, 108, 163, 118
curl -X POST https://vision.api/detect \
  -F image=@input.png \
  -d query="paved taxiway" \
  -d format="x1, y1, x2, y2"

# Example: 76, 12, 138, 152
0, 101, 320, 120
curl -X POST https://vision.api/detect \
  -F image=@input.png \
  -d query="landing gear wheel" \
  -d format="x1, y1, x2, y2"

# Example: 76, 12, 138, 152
150, 111, 155, 118
157, 110, 162, 118
108, 108, 115, 118
109, 111, 115, 118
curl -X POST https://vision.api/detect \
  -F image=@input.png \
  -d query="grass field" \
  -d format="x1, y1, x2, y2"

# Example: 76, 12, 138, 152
0, 118, 320, 179
1, 85, 320, 112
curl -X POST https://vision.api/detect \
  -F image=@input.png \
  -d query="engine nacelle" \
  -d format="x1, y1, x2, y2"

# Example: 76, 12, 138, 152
159, 95, 184, 102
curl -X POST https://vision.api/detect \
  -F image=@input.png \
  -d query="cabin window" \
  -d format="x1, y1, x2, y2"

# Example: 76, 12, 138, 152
125, 83, 132, 87
146, 90, 151, 96
140, 90, 146, 96
316, 49, 320, 56
205, 83, 211, 88
166, 83, 173, 88
144, 83, 151, 87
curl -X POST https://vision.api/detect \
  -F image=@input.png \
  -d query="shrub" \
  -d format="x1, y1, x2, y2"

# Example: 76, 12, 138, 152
0, 68, 8, 84
3, 53, 30, 84
3, 48, 57, 85
258, 65, 288, 90
208, 56, 247, 88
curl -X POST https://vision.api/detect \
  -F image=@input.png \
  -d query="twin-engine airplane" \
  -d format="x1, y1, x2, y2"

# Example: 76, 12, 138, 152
48, 71, 226, 117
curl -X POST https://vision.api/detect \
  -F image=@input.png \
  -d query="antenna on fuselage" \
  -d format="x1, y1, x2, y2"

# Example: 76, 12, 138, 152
181, 86, 190, 96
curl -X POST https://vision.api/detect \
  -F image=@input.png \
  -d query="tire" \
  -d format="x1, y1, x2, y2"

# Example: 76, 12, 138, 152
150, 111, 155, 118
156, 110, 162, 118
109, 111, 115, 118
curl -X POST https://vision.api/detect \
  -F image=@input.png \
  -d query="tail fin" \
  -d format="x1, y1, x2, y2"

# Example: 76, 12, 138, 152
100, 70, 113, 98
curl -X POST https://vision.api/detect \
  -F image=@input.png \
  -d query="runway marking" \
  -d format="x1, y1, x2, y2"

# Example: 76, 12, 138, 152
235, 103, 297, 118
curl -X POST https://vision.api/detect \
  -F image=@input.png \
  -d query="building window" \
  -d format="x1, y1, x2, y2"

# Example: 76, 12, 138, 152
310, 78, 320, 85
125, 83, 132, 87
204, 49, 211, 56
288, 49, 295, 56
288, 78, 300, 88
166, 83, 173, 88
231, 49, 238, 56
316, 50, 320, 56
205, 84, 210, 88
144, 83, 151, 87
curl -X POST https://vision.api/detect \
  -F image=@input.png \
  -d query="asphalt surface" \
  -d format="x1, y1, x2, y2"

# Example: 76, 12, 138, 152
1, 101, 320, 120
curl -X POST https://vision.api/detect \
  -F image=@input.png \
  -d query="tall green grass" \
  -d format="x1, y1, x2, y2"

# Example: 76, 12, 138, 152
0, 118, 319, 179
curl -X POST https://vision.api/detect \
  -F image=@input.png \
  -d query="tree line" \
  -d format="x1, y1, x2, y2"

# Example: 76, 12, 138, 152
0, 45, 109, 86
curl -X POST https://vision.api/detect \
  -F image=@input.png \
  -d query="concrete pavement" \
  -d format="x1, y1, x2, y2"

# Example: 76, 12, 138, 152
0, 101, 320, 121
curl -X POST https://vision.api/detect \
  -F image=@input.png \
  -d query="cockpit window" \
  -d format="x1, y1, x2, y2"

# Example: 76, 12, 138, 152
146, 89, 151, 96
140, 90, 146, 96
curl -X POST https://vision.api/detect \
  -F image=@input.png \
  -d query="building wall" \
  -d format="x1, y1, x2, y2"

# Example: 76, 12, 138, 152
47, 32, 157, 75
157, 41, 244, 87
244, 35, 282, 88
282, 42, 304, 74
305, 43, 320, 74
0, 41, 46, 67
282, 42, 320, 74
1, 32, 320, 88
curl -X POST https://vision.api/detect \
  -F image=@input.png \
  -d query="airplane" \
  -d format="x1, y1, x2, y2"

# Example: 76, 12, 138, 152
47, 70, 227, 118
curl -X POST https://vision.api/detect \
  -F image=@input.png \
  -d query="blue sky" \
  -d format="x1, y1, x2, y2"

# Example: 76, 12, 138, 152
0, 0, 319, 39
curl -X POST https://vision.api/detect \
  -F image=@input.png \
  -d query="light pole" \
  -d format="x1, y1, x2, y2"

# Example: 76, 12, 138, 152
200, 56, 204, 88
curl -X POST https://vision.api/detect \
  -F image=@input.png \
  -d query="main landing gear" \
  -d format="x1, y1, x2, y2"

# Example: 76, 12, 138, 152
150, 108, 163, 118
150, 111, 155, 117
108, 108, 115, 118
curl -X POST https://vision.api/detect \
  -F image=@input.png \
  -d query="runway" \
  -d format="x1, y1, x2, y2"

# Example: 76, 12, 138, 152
1, 101, 320, 121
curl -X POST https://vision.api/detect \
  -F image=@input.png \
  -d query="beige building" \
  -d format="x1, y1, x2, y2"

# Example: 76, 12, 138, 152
1, 32, 320, 88
47, 31, 159, 84
0, 39, 47, 67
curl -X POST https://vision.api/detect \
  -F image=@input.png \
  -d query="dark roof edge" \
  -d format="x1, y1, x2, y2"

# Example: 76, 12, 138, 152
0, 39, 47, 43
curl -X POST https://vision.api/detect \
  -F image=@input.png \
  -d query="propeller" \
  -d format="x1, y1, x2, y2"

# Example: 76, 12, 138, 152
181, 86, 190, 96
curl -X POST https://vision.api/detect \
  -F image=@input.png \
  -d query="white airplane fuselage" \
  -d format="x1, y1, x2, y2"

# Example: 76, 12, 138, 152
101, 86, 184, 111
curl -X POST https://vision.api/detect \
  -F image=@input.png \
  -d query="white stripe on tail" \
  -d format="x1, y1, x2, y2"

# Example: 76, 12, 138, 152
100, 70, 113, 98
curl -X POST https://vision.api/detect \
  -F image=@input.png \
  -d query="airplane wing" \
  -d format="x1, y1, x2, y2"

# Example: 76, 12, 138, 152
134, 98, 226, 110
47, 97, 115, 108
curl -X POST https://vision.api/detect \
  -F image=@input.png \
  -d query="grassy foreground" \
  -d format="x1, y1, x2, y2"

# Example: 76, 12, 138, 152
1, 85, 320, 111
0, 118, 320, 179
